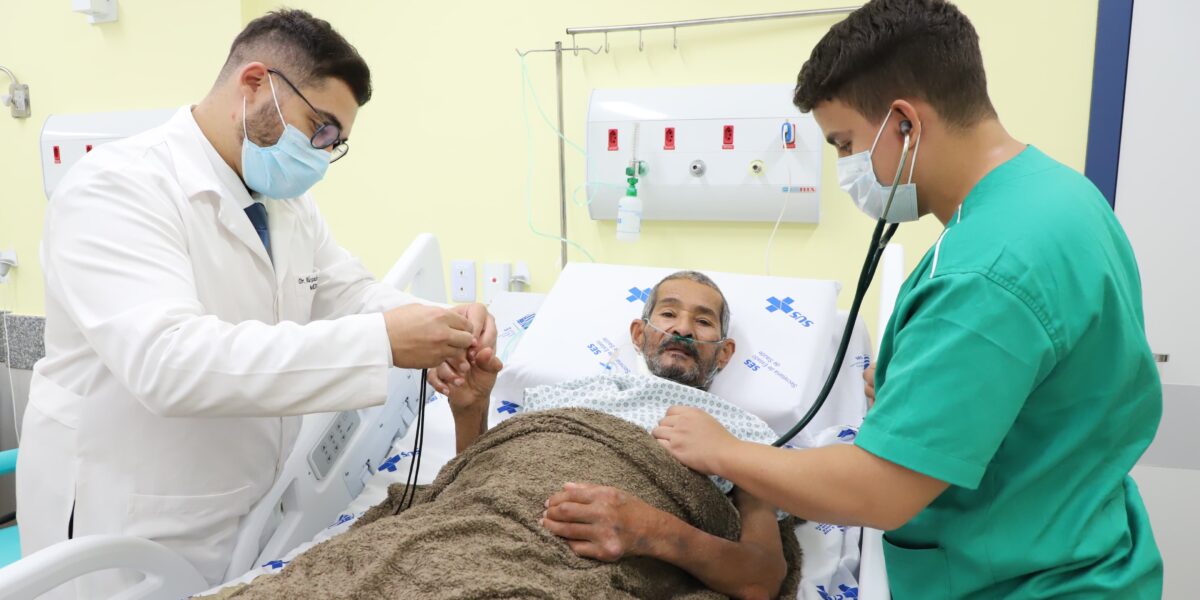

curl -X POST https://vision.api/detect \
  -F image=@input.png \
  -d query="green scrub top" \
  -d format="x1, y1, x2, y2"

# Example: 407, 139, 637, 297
855, 146, 1163, 598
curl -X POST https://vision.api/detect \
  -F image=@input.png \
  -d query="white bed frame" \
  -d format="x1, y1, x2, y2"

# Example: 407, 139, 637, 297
0, 236, 904, 600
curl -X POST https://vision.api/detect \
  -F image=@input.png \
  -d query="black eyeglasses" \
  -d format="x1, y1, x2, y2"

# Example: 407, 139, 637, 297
267, 68, 350, 163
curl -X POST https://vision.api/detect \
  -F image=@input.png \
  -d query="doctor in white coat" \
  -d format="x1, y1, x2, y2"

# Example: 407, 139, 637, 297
16, 9, 497, 597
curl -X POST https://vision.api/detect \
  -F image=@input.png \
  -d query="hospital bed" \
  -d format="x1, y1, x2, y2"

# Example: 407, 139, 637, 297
0, 235, 896, 600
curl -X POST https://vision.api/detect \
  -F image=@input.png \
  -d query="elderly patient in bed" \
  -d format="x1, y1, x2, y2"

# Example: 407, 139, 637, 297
211, 272, 796, 600
441, 270, 791, 598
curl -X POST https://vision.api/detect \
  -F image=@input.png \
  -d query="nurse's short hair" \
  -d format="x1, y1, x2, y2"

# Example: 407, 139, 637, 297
221, 9, 372, 106
641, 271, 731, 339
793, 0, 996, 128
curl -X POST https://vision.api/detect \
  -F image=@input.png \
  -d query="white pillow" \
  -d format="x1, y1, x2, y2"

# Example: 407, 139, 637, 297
490, 263, 866, 439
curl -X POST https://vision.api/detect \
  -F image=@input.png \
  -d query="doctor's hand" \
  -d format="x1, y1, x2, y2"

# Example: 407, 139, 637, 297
653, 406, 740, 477
541, 482, 658, 562
864, 366, 876, 407
450, 303, 497, 361
429, 303, 499, 396
384, 304, 475, 370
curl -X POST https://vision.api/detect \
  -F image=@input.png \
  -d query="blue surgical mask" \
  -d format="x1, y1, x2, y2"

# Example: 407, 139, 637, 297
835, 108, 921, 223
240, 73, 329, 199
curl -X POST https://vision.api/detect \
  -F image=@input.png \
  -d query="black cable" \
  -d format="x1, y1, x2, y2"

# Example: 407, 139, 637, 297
399, 369, 429, 512
407, 370, 429, 511
398, 397, 419, 510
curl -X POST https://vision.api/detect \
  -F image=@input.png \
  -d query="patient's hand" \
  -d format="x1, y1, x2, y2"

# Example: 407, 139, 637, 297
653, 406, 739, 477
544, 482, 787, 600
430, 347, 502, 413
436, 346, 502, 453
541, 483, 659, 562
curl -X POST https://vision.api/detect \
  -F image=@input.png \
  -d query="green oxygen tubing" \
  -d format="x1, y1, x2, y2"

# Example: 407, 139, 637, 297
771, 119, 912, 447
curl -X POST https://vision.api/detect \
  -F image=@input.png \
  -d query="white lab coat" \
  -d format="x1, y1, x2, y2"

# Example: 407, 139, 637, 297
16, 106, 418, 597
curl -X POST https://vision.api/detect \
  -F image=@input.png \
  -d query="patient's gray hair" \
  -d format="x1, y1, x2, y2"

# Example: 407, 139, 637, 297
641, 271, 731, 338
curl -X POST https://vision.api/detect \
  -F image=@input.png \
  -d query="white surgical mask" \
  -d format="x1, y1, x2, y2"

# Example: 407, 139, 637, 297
835, 108, 921, 223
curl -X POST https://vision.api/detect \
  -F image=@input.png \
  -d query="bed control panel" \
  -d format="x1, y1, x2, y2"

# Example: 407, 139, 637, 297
307, 410, 361, 481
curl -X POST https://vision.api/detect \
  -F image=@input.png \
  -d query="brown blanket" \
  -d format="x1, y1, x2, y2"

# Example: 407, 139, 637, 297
202, 408, 801, 599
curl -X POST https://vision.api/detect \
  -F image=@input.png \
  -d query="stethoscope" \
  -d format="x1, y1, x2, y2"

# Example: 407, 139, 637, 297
396, 369, 430, 513
770, 120, 913, 447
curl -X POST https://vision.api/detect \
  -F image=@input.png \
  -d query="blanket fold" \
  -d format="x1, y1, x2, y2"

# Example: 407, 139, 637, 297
203, 408, 801, 599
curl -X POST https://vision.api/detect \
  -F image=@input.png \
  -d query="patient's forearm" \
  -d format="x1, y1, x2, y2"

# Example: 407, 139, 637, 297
641, 503, 785, 600
451, 404, 487, 454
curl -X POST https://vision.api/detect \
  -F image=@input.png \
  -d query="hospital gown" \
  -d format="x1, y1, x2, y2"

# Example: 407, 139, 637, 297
521, 373, 779, 496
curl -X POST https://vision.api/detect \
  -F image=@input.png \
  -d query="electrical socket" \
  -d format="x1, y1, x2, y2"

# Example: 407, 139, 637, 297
450, 260, 476, 303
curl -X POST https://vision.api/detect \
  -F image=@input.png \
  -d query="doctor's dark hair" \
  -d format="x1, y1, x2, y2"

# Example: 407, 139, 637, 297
642, 271, 731, 338
793, 0, 995, 127
221, 9, 372, 106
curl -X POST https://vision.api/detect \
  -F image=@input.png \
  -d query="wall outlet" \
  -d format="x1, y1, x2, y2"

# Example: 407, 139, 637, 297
450, 260, 476, 303
482, 263, 512, 305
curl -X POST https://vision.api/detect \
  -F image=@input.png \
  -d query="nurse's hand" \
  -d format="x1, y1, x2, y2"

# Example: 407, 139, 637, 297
653, 406, 739, 476
864, 366, 876, 407
384, 304, 475, 370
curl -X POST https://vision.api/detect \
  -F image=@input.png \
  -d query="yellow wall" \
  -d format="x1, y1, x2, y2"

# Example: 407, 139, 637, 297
2, 0, 1100, 341
0, 0, 243, 315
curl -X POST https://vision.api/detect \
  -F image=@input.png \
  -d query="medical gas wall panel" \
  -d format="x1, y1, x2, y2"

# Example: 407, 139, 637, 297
586, 84, 823, 223
41, 108, 176, 200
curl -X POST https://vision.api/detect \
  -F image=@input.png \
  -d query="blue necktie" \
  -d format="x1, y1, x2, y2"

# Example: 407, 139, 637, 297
244, 202, 271, 259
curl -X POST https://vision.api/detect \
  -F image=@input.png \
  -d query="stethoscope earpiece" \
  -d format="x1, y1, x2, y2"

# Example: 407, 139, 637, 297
900, 119, 913, 135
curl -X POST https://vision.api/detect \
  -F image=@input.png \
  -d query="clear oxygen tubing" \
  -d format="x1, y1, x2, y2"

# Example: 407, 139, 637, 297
771, 120, 912, 447
517, 54, 653, 241
640, 318, 728, 347
520, 54, 597, 262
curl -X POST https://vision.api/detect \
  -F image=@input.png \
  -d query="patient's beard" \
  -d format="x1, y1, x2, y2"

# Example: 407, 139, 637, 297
641, 338, 721, 391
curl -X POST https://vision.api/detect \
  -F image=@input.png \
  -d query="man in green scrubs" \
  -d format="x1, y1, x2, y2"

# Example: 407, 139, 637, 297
651, 0, 1163, 597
